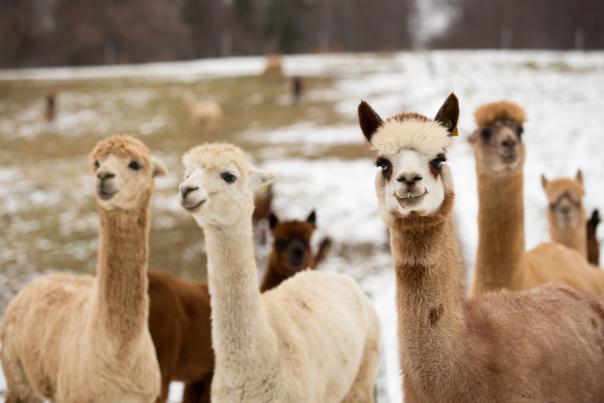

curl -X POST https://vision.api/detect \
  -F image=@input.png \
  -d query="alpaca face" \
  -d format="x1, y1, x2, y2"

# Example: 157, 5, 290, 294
542, 173, 585, 230
180, 143, 274, 227
358, 94, 458, 221
90, 136, 166, 211
470, 120, 525, 173
269, 211, 316, 274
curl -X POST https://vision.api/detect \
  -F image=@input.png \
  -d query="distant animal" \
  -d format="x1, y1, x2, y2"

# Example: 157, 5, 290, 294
291, 76, 304, 104
45, 93, 56, 122
587, 209, 601, 266
183, 92, 223, 129
1, 135, 164, 402
178, 142, 380, 402
262, 54, 284, 78
148, 271, 212, 403
468, 100, 604, 296
359, 93, 604, 402
260, 210, 333, 292
252, 183, 273, 244
542, 170, 588, 259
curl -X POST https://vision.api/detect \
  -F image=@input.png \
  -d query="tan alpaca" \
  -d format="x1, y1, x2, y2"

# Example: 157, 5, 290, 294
542, 171, 588, 259
359, 94, 604, 402
469, 100, 604, 296
183, 91, 223, 129
1, 135, 165, 403
178, 143, 380, 402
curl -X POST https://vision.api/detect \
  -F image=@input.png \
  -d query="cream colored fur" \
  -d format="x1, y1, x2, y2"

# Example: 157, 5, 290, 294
370, 118, 451, 157
179, 143, 380, 403
183, 92, 223, 128
1, 135, 162, 403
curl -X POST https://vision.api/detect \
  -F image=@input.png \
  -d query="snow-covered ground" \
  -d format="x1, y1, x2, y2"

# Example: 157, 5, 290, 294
1, 50, 604, 402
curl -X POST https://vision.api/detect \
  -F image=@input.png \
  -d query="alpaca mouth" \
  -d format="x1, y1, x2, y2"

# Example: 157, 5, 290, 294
396, 191, 427, 208
97, 189, 117, 200
183, 199, 205, 212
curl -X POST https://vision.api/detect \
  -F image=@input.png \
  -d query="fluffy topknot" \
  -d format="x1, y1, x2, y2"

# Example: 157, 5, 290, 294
90, 135, 151, 166
474, 100, 526, 128
182, 143, 252, 173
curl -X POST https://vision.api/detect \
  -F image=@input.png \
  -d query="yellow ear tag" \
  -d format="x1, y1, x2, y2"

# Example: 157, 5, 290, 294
452, 127, 459, 137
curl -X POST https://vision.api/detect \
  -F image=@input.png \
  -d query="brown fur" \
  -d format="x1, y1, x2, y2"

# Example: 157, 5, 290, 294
147, 271, 213, 403
474, 100, 526, 129
45, 93, 56, 122
260, 212, 332, 292
587, 209, 601, 266
470, 103, 604, 297
263, 54, 284, 78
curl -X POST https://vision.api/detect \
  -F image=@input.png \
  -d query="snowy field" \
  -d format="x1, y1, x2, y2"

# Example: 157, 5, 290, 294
1, 50, 604, 402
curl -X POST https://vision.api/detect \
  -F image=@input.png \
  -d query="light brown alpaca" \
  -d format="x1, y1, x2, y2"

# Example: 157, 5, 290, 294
262, 54, 284, 78
542, 170, 588, 259
1, 135, 164, 403
359, 94, 604, 402
469, 101, 604, 296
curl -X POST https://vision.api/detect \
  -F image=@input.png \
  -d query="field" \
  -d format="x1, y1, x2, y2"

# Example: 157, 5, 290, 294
1, 50, 603, 402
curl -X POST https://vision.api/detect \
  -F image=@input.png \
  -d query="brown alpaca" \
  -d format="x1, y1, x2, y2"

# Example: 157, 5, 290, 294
542, 170, 587, 259
587, 209, 601, 265
469, 101, 604, 296
1, 135, 164, 402
359, 94, 604, 402
260, 210, 333, 292
147, 271, 213, 403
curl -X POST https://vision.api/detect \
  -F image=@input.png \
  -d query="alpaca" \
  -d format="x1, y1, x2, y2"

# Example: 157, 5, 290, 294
587, 209, 601, 265
260, 210, 333, 292
542, 170, 588, 259
147, 271, 213, 403
252, 183, 273, 244
178, 143, 380, 402
359, 94, 604, 401
262, 54, 284, 78
183, 92, 223, 129
1, 135, 164, 402
468, 100, 604, 296
45, 93, 56, 122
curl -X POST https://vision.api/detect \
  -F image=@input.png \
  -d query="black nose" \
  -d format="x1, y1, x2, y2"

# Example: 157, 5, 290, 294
97, 171, 115, 181
397, 173, 423, 185
560, 207, 571, 215
501, 138, 518, 148
181, 185, 199, 199
292, 247, 304, 258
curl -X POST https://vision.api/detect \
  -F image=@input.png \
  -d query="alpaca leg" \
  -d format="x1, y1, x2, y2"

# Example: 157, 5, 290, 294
182, 373, 212, 403
154, 376, 170, 403
2, 351, 42, 403
342, 320, 380, 403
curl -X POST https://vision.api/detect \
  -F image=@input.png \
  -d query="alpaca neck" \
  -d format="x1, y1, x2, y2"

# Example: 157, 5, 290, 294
473, 168, 525, 294
95, 202, 150, 344
549, 215, 587, 258
390, 207, 465, 391
260, 256, 288, 292
204, 219, 277, 373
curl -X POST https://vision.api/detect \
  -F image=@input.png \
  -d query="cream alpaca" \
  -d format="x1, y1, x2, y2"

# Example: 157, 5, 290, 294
360, 94, 604, 401
542, 171, 587, 259
179, 143, 380, 402
183, 92, 223, 129
469, 101, 604, 296
1, 135, 164, 403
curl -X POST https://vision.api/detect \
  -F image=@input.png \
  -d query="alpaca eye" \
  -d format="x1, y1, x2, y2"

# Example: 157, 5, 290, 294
481, 128, 492, 140
94, 160, 100, 170
221, 172, 237, 184
275, 239, 287, 251
128, 161, 141, 170
430, 154, 447, 169
375, 158, 392, 177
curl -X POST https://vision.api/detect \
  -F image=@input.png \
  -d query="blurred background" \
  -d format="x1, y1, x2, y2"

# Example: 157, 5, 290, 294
1, 1, 604, 402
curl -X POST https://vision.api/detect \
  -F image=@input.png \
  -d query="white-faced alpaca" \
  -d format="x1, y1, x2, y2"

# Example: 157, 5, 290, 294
359, 94, 604, 401
542, 170, 588, 259
1, 135, 164, 403
183, 92, 223, 129
178, 143, 380, 403
468, 101, 604, 296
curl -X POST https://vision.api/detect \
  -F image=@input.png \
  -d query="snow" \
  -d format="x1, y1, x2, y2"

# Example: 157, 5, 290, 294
2, 50, 604, 402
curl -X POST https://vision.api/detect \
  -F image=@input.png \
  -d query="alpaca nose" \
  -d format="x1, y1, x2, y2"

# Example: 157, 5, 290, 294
560, 206, 571, 216
397, 173, 423, 185
501, 138, 518, 148
97, 171, 115, 181
180, 185, 199, 199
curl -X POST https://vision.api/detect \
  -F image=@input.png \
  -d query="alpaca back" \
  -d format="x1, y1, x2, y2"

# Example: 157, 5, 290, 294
519, 242, 604, 294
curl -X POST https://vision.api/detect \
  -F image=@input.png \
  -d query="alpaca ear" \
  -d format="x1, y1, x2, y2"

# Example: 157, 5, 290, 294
541, 174, 548, 189
306, 210, 316, 227
269, 213, 279, 230
358, 101, 383, 142
576, 169, 583, 185
152, 157, 168, 178
249, 169, 276, 191
434, 93, 459, 136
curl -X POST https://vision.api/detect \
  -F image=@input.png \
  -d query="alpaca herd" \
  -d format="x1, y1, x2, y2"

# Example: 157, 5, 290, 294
1, 91, 603, 402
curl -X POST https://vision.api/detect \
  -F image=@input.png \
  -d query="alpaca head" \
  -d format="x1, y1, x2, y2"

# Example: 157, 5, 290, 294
469, 100, 526, 174
90, 135, 167, 210
542, 170, 585, 230
269, 211, 317, 274
179, 143, 274, 227
358, 93, 458, 223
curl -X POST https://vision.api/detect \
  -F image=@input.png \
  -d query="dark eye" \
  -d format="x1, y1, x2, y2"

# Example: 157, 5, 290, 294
94, 160, 100, 170
275, 239, 287, 251
481, 128, 492, 140
375, 157, 392, 178
430, 154, 447, 169
516, 126, 524, 137
221, 172, 237, 184
128, 160, 141, 170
